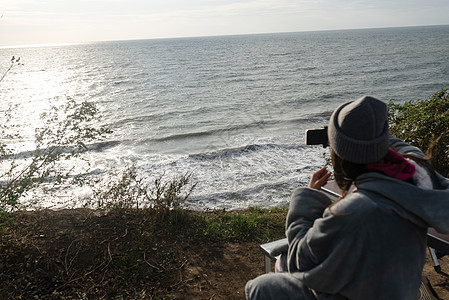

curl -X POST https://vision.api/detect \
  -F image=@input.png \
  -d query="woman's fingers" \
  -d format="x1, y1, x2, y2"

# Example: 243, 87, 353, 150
308, 167, 332, 190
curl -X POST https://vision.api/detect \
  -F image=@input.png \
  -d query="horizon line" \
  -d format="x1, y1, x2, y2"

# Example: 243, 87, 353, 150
1, 23, 448, 49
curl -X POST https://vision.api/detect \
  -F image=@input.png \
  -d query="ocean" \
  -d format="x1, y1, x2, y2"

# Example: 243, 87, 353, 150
1, 25, 448, 210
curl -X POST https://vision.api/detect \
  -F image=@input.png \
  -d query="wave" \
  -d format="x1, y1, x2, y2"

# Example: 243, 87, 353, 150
188, 143, 306, 160
4, 140, 121, 160
142, 119, 269, 143
291, 66, 317, 72
151, 130, 213, 142
0, 167, 109, 187
268, 51, 305, 58
187, 179, 294, 202
86, 140, 121, 152
140, 111, 331, 145
277, 112, 331, 126
113, 105, 220, 124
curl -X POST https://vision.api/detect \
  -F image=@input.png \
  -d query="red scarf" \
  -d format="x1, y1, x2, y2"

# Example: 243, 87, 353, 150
365, 149, 415, 181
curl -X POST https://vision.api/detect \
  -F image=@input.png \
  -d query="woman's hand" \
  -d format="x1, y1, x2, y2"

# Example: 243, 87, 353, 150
308, 167, 332, 190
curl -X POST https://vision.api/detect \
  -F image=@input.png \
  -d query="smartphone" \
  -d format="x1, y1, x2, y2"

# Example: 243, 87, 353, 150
305, 127, 328, 147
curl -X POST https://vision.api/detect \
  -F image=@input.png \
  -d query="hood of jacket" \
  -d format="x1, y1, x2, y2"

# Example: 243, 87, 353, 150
355, 172, 449, 233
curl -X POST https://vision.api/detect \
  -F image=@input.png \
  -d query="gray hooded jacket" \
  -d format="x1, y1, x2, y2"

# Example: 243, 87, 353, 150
246, 137, 449, 300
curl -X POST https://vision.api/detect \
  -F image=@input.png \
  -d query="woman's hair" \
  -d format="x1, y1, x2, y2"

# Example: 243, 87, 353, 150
331, 148, 442, 199
331, 149, 367, 199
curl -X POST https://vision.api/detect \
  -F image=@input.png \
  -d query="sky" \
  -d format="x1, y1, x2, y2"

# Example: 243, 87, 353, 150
1, 0, 449, 47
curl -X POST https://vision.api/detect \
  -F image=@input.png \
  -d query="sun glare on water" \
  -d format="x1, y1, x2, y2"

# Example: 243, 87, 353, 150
1, 58, 77, 152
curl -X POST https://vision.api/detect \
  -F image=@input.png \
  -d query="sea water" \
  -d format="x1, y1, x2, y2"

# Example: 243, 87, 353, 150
1, 25, 448, 209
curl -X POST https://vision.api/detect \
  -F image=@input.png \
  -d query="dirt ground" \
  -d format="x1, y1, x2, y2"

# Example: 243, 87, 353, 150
422, 255, 449, 300
1, 209, 448, 299
178, 243, 449, 299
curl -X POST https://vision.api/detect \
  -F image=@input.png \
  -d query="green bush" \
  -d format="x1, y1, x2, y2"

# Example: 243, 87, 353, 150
388, 88, 449, 177
89, 164, 197, 219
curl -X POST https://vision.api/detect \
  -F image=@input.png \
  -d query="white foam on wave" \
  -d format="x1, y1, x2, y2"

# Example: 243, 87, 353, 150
134, 143, 328, 210
14, 139, 329, 210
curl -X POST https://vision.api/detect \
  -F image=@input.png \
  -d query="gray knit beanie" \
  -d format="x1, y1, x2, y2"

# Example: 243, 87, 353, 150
328, 96, 389, 164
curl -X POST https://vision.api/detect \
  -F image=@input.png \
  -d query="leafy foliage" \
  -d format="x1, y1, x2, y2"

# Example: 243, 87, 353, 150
388, 88, 449, 176
89, 164, 197, 219
1, 57, 111, 223
0, 98, 111, 221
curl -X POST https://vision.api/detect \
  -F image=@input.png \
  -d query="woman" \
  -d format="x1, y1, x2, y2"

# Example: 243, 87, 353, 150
245, 96, 449, 299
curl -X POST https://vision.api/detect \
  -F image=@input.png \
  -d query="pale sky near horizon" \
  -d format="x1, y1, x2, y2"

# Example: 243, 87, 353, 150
1, 0, 449, 47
